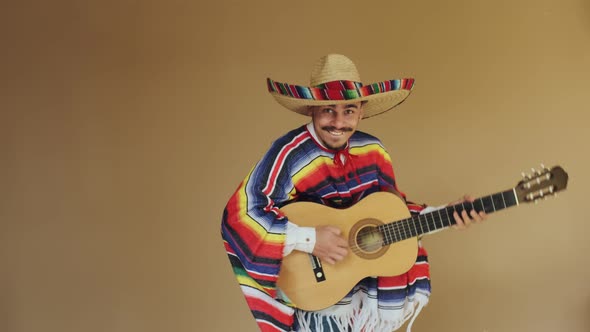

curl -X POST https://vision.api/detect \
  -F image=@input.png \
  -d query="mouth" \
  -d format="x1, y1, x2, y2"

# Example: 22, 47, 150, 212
328, 130, 344, 136
323, 127, 352, 137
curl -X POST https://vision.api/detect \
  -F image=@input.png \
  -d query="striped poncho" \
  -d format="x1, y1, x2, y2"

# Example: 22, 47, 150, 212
221, 124, 431, 331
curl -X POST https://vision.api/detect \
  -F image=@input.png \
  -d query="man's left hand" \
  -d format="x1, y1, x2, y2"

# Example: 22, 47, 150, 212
449, 194, 487, 230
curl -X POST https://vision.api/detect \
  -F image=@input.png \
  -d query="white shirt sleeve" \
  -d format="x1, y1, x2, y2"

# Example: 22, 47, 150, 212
283, 222, 316, 256
419, 205, 443, 215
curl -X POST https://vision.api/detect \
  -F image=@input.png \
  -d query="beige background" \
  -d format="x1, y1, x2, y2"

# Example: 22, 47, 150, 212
2, 1, 589, 331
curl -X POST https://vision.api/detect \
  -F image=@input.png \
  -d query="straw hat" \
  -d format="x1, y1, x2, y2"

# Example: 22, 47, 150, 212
267, 54, 415, 119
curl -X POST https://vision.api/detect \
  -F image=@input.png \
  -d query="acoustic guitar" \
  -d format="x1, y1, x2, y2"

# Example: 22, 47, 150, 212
277, 165, 569, 311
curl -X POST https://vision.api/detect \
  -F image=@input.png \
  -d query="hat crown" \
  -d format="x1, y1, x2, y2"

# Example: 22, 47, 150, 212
309, 54, 361, 87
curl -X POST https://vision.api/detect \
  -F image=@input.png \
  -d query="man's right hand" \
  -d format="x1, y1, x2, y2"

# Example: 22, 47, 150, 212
312, 225, 349, 265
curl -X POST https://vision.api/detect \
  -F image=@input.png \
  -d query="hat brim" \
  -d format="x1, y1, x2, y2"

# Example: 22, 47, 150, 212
267, 78, 414, 119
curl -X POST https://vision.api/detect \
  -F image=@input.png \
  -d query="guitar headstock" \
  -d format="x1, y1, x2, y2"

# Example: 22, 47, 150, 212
515, 165, 568, 204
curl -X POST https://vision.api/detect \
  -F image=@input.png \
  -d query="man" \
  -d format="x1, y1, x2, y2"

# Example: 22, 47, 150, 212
221, 54, 485, 332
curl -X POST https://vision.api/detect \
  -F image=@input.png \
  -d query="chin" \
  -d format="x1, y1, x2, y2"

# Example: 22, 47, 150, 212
327, 142, 346, 150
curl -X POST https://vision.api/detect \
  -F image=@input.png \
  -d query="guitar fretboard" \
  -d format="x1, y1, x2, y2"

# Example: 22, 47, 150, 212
378, 189, 518, 245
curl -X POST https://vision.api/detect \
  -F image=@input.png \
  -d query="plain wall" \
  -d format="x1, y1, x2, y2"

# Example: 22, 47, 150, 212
2, 1, 589, 331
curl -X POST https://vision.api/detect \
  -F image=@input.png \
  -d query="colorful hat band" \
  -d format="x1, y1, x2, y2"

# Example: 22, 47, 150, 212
267, 78, 414, 101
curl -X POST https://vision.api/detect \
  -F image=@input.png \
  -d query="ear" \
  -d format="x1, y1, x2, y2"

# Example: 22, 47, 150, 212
306, 106, 315, 116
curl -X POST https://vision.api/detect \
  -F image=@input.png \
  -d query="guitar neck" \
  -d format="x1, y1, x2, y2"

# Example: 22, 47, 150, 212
379, 188, 519, 245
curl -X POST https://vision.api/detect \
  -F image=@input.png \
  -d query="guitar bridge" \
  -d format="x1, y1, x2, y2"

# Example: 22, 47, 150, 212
309, 254, 326, 283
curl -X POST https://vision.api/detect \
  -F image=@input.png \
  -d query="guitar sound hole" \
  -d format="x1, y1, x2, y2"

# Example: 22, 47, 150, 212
355, 226, 384, 254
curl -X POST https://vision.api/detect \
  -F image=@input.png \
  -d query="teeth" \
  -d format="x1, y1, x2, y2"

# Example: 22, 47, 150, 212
329, 130, 344, 136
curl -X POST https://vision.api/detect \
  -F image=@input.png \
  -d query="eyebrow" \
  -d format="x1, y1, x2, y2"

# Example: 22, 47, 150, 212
323, 104, 359, 109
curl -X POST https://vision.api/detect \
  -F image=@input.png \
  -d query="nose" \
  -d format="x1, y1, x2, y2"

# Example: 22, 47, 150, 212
331, 111, 345, 128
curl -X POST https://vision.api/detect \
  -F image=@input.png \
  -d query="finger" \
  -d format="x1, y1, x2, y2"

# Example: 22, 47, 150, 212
464, 194, 475, 202
331, 253, 345, 262
469, 209, 482, 222
453, 211, 466, 229
335, 237, 348, 248
461, 210, 472, 226
323, 257, 336, 265
335, 247, 349, 257
326, 226, 341, 235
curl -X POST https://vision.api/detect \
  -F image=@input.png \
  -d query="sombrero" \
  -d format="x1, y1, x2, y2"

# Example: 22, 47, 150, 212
267, 54, 415, 119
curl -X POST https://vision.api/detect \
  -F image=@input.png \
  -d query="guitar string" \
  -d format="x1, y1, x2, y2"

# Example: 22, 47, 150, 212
348, 215, 456, 254
347, 197, 506, 254
348, 214, 460, 254
378, 199, 499, 245
349, 207, 491, 253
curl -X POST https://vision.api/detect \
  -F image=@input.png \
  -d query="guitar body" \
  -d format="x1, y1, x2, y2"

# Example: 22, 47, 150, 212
277, 191, 418, 311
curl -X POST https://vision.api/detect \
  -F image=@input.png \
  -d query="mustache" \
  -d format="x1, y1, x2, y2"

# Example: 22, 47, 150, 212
321, 126, 353, 132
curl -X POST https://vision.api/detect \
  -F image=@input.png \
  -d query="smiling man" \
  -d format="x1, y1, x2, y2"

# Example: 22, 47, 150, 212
221, 54, 485, 332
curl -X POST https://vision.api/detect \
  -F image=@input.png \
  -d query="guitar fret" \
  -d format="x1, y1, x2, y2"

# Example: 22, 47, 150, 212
503, 189, 518, 208
418, 215, 424, 235
413, 218, 418, 237
387, 224, 394, 243
493, 193, 505, 210
473, 199, 483, 213
489, 196, 496, 212
483, 196, 494, 213
383, 225, 389, 244
402, 220, 407, 239
426, 212, 434, 233
400, 220, 408, 240
450, 205, 456, 227
442, 208, 450, 227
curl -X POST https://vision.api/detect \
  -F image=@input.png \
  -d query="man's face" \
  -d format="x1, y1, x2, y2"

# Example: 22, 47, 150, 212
309, 102, 364, 150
